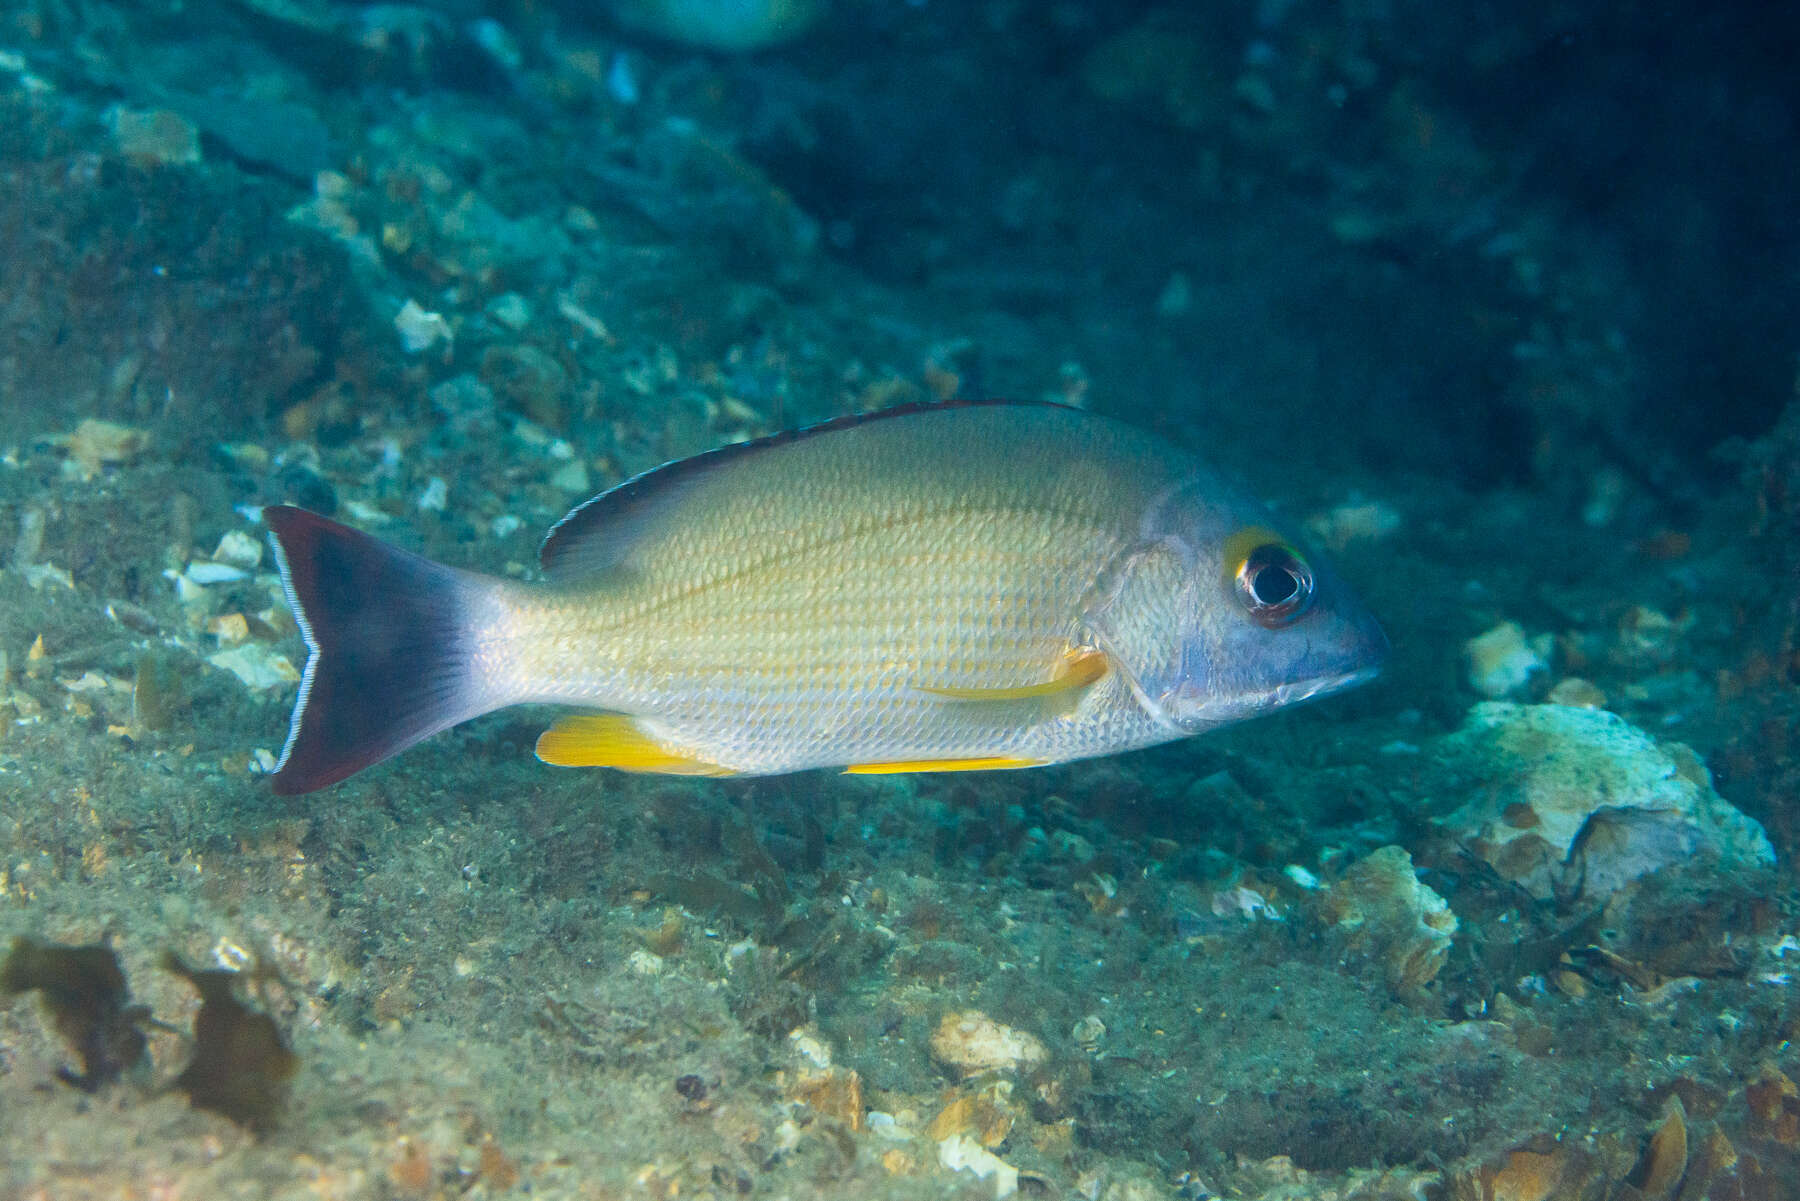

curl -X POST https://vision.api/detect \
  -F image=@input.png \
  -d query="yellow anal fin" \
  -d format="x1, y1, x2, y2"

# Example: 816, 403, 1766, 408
536, 715, 735, 776
917, 647, 1109, 721
845, 756, 1044, 775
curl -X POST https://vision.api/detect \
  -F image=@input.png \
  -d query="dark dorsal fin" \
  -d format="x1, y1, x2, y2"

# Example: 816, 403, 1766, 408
537, 399, 1066, 582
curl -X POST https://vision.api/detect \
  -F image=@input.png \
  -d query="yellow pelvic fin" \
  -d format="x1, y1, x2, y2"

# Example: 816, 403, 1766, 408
918, 646, 1109, 718
844, 756, 1044, 775
535, 715, 735, 776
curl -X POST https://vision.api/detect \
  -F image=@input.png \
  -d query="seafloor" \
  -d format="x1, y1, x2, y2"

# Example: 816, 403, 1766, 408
1, 2, 1797, 1199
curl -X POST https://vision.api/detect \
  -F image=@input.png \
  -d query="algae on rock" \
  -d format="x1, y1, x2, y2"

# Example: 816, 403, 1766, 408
1439, 703, 1775, 903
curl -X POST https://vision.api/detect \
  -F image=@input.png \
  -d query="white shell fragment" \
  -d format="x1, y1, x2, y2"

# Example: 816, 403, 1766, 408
184, 561, 251, 585
395, 298, 453, 353
938, 1132, 1019, 1199
417, 476, 449, 512
209, 643, 301, 692
211, 529, 264, 570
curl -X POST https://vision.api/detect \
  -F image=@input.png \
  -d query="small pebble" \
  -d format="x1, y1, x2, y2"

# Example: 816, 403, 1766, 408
1547, 677, 1607, 708
395, 299, 453, 354
417, 477, 449, 512
486, 292, 533, 331
1464, 620, 1549, 699
109, 106, 201, 165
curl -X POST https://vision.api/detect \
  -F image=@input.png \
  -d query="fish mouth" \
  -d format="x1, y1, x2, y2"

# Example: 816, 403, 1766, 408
1152, 663, 1384, 733
1214, 663, 1385, 717
1266, 663, 1384, 708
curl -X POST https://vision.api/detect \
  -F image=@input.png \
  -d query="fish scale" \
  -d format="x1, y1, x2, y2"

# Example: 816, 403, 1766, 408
502, 530, 1119, 771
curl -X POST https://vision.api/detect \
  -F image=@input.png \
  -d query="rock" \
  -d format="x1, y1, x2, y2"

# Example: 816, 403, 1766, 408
206, 613, 251, 645
549, 459, 591, 494
930, 1011, 1047, 1078
1464, 621, 1550, 698
480, 344, 570, 430
108, 106, 201, 166
1613, 605, 1690, 670
1321, 846, 1456, 998
167, 92, 332, 182
1439, 703, 1775, 902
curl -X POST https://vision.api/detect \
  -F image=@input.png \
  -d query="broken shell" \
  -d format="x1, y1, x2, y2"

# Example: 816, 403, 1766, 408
1071, 1014, 1106, 1052
927, 1081, 1017, 1148
788, 1026, 831, 1069
208, 644, 300, 691
210, 530, 264, 570
1483, 1147, 1570, 1201
930, 1011, 1048, 1078
206, 613, 252, 645
61, 418, 149, 477
1627, 1096, 1687, 1201
937, 1132, 1019, 1199
1322, 845, 1457, 997
1306, 498, 1402, 550
184, 562, 250, 585
789, 1065, 864, 1131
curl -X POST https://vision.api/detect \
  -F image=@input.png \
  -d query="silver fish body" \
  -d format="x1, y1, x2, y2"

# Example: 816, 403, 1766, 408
264, 402, 1386, 793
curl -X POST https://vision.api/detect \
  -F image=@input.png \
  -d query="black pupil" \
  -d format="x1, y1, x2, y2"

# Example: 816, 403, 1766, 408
1251, 560, 1298, 606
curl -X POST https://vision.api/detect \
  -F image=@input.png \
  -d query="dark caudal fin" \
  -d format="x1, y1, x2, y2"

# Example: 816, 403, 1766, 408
263, 506, 490, 795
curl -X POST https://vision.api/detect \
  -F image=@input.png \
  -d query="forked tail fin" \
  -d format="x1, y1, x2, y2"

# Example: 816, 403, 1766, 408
263, 506, 495, 795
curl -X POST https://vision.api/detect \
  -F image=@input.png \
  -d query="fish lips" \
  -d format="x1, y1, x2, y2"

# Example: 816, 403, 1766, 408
1154, 596, 1390, 732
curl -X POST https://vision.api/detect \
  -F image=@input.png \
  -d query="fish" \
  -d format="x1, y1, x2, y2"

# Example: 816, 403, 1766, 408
261, 401, 1387, 795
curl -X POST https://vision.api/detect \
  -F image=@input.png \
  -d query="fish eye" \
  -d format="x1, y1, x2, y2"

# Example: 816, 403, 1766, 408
1234, 542, 1314, 627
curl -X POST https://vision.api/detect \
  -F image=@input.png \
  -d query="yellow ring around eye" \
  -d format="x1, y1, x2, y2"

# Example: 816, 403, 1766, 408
1221, 525, 1299, 590
1225, 527, 1316, 626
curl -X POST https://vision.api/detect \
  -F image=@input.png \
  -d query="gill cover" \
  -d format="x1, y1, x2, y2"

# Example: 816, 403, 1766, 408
1080, 469, 1231, 734
1080, 536, 1182, 731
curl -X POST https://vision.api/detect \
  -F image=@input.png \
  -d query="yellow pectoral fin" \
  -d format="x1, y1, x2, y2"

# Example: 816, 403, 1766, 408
917, 646, 1110, 723
845, 756, 1044, 775
536, 715, 736, 776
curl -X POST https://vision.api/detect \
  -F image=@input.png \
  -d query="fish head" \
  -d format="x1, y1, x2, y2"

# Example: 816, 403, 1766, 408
1085, 475, 1389, 733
